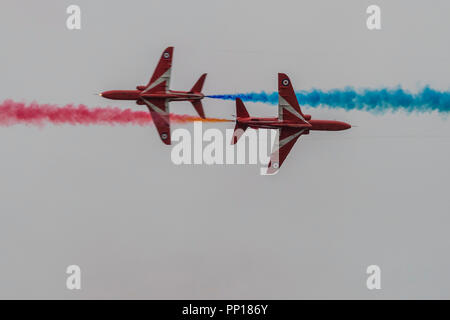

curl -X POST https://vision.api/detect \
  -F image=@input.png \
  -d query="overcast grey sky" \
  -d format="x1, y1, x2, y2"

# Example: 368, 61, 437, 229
0, 0, 449, 299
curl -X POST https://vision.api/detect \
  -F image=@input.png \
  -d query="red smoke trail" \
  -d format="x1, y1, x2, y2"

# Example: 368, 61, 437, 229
0, 100, 231, 127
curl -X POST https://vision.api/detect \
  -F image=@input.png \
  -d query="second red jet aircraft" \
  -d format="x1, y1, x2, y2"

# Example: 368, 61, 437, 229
232, 73, 351, 174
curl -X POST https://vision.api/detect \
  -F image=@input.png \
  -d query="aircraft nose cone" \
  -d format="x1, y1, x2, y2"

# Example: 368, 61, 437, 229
334, 121, 351, 130
100, 91, 113, 99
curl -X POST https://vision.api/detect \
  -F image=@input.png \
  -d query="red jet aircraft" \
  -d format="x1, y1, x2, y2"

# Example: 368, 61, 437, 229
100, 47, 206, 145
232, 73, 351, 174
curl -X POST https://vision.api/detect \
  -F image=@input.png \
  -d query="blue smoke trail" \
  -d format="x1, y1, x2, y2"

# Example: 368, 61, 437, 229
207, 87, 450, 114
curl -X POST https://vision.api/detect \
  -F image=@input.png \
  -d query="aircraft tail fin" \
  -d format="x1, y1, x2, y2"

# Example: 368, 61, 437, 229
236, 98, 250, 118
190, 74, 207, 93
190, 100, 206, 119
231, 122, 248, 145
231, 98, 250, 144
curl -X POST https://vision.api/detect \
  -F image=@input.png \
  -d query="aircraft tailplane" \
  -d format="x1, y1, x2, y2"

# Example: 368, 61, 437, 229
232, 98, 250, 144
191, 100, 206, 119
231, 123, 248, 145
190, 74, 207, 93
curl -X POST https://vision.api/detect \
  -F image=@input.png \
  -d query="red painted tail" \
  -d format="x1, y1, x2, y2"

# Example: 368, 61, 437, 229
231, 98, 250, 144
236, 98, 250, 118
189, 74, 207, 118
190, 74, 207, 93
231, 123, 248, 145
190, 100, 205, 119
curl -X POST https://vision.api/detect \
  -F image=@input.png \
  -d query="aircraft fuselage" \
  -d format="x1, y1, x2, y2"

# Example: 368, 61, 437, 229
238, 117, 351, 131
100, 89, 204, 102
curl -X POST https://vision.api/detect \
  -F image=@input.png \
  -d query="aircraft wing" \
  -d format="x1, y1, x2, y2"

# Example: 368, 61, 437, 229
267, 127, 307, 174
142, 47, 173, 94
278, 73, 309, 124
141, 98, 171, 145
